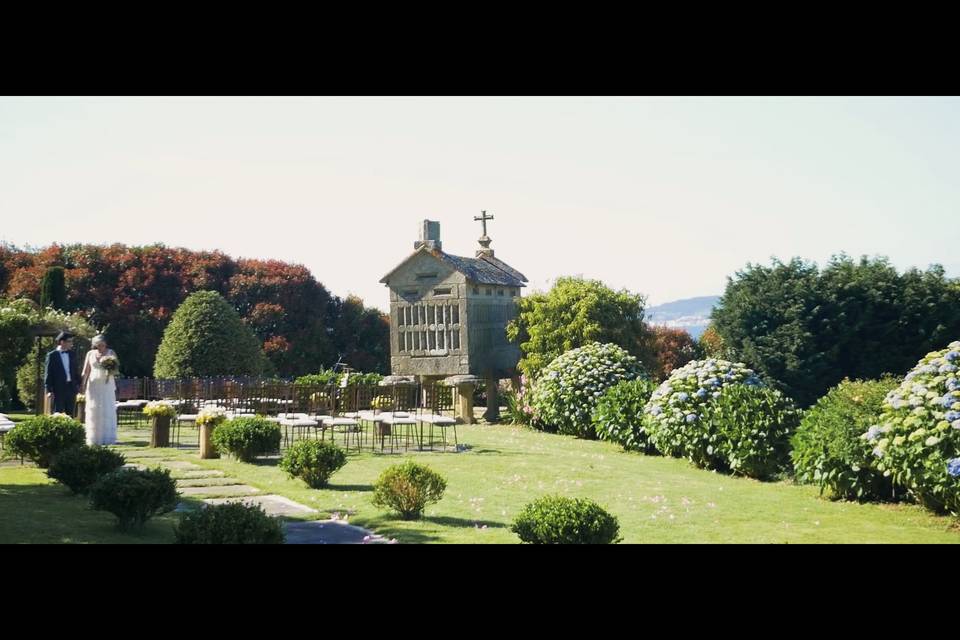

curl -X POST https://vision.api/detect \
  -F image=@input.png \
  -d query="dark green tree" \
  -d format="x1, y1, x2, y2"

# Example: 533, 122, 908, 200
712, 255, 960, 407
40, 266, 66, 310
153, 291, 269, 378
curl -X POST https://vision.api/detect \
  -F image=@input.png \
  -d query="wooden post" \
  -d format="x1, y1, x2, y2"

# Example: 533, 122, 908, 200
150, 416, 171, 448
199, 423, 219, 459
456, 382, 476, 424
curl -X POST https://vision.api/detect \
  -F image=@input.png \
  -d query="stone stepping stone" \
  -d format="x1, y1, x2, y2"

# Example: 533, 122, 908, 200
284, 520, 392, 545
176, 477, 243, 488
178, 484, 261, 497
203, 494, 317, 517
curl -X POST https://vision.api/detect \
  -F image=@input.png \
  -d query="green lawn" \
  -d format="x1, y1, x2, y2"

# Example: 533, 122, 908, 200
2, 422, 959, 543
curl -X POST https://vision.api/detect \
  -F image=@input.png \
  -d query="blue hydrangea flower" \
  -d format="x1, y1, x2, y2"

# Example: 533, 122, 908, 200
649, 405, 662, 416
675, 392, 690, 402
872, 446, 884, 458
942, 395, 957, 409
948, 458, 960, 478
695, 388, 708, 399
940, 364, 957, 374
864, 425, 883, 442
948, 379, 960, 392
946, 351, 960, 362
952, 420, 960, 430
945, 411, 960, 422
685, 413, 698, 423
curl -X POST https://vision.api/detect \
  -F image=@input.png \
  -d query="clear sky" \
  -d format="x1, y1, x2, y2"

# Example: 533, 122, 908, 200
1, 96, 958, 312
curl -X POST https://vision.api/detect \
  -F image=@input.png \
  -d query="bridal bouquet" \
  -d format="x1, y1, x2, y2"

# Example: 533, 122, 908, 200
99, 355, 119, 376
76, 394, 86, 404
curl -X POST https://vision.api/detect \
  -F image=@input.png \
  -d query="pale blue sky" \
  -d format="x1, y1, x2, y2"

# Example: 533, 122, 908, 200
1, 96, 958, 312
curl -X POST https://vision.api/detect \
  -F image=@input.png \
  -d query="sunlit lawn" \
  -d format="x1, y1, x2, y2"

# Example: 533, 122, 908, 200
2, 420, 959, 543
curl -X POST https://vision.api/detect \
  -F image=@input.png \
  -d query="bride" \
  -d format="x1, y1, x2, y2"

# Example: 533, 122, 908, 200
81, 335, 118, 446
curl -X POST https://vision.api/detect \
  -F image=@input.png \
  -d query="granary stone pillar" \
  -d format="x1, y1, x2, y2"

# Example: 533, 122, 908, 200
444, 375, 482, 424
483, 377, 500, 423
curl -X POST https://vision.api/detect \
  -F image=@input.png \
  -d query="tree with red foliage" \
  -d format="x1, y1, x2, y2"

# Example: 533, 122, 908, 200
0, 243, 390, 380
647, 325, 700, 382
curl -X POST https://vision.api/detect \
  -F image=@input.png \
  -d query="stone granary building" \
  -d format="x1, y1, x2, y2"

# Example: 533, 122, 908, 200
379, 214, 526, 421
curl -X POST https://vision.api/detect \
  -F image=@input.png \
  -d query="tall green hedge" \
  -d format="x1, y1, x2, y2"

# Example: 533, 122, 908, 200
153, 291, 268, 378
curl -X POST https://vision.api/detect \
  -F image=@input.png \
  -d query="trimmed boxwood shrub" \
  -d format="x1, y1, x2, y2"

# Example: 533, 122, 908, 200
372, 461, 446, 520
511, 495, 621, 544
871, 341, 960, 514
644, 359, 763, 467
703, 385, 800, 479
174, 502, 285, 544
279, 440, 347, 488
791, 377, 900, 501
89, 467, 179, 531
211, 416, 281, 462
529, 342, 644, 438
153, 290, 268, 378
592, 378, 659, 452
3, 414, 85, 468
47, 445, 126, 494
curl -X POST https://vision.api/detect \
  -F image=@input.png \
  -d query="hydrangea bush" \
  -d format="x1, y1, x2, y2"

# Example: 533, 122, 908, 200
791, 377, 900, 501
869, 341, 960, 514
529, 342, 644, 439
591, 378, 659, 452
644, 359, 764, 469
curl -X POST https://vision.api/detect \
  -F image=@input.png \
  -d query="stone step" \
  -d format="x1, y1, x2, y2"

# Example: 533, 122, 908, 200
203, 494, 318, 517
178, 484, 261, 497
176, 477, 244, 488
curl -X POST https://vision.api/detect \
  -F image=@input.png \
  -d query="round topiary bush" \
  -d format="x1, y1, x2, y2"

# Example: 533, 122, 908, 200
3, 414, 85, 468
211, 416, 281, 462
372, 461, 447, 520
47, 445, 126, 494
592, 378, 659, 452
511, 495, 621, 544
703, 384, 800, 479
870, 341, 960, 514
279, 440, 347, 488
791, 377, 900, 501
174, 502, 285, 544
153, 290, 268, 378
89, 467, 179, 531
529, 342, 644, 438
644, 359, 764, 468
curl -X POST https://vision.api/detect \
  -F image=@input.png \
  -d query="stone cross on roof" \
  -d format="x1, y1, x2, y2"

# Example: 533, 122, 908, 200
474, 210, 494, 253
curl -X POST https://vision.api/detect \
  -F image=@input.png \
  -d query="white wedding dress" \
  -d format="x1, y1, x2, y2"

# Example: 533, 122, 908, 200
85, 350, 118, 446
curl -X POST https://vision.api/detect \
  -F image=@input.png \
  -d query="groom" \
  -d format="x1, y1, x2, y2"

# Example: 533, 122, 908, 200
45, 332, 81, 416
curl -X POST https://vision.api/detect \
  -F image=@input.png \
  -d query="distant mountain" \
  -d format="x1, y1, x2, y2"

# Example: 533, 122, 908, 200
646, 295, 721, 340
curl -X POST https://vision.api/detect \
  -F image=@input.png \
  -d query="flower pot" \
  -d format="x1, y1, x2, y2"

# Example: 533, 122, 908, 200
150, 415, 171, 448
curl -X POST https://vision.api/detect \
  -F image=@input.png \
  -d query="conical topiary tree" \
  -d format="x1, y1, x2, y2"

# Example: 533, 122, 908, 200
40, 266, 67, 310
153, 291, 268, 378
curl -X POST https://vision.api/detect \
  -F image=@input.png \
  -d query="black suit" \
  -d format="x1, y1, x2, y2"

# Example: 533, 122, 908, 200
44, 349, 80, 416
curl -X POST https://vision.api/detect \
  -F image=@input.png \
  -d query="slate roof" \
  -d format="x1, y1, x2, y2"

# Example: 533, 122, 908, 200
380, 247, 527, 288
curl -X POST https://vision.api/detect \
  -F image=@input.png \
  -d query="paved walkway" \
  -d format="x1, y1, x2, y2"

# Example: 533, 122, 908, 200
124, 451, 392, 544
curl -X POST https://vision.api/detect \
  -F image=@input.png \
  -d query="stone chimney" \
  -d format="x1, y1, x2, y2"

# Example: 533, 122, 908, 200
414, 219, 442, 251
